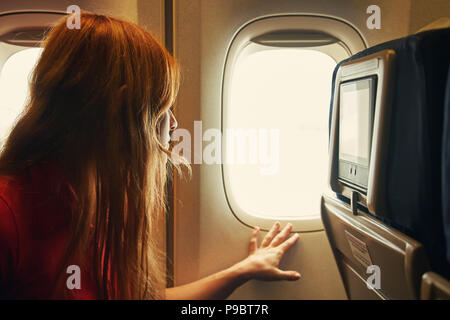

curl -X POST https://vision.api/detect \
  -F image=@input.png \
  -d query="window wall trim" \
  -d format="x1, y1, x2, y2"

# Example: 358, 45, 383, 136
0, 11, 66, 47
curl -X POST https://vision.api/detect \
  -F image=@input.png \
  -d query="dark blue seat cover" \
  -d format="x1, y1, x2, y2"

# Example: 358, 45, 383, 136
442, 67, 450, 264
329, 28, 450, 278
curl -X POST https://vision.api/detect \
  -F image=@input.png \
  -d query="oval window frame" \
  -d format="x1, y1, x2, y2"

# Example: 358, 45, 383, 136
221, 14, 367, 232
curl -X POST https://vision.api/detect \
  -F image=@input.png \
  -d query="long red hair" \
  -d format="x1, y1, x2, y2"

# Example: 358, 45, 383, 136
0, 12, 180, 299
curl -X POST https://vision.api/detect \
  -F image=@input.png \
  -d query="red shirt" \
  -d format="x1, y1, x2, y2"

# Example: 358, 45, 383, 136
0, 162, 98, 299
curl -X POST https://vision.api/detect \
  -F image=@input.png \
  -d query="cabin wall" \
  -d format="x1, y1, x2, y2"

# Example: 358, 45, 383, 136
172, 0, 450, 300
409, 0, 450, 33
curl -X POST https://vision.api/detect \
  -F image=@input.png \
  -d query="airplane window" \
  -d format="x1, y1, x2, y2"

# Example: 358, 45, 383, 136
0, 48, 43, 148
224, 49, 336, 219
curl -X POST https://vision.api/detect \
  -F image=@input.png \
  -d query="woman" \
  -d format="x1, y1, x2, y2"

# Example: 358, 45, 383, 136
0, 12, 300, 299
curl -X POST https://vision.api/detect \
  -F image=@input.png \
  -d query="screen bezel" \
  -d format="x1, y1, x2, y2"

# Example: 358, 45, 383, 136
328, 49, 396, 216
338, 76, 377, 191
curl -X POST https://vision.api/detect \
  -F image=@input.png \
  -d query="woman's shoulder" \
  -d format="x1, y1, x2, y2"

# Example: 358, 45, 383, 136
0, 159, 69, 193
0, 174, 19, 240
0, 161, 74, 227
0, 177, 17, 233
0, 172, 24, 210
0, 174, 20, 296
0, 161, 77, 299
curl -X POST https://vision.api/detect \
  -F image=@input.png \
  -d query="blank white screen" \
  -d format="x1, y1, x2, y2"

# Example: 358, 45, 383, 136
339, 80, 371, 166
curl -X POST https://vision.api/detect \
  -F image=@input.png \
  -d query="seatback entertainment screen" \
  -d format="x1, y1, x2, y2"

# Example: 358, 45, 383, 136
338, 77, 376, 190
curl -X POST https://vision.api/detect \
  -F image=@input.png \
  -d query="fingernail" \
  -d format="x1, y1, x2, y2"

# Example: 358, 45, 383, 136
291, 273, 301, 280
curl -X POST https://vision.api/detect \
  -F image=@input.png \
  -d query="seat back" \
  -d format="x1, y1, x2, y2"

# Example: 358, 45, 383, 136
321, 195, 429, 299
323, 27, 450, 299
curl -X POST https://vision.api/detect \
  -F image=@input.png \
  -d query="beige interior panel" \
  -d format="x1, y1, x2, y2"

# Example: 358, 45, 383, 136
421, 272, 450, 300
321, 194, 430, 299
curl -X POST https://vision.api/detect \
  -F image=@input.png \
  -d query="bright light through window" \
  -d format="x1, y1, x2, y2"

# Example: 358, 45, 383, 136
225, 49, 336, 219
0, 48, 43, 147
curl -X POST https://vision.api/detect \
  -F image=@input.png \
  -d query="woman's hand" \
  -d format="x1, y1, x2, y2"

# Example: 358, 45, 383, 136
235, 222, 301, 282
166, 222, 300, 300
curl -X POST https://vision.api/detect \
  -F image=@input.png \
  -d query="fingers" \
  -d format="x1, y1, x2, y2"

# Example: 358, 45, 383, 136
261, 222, 280, 247
249, 226, 260, 254
270, 223, 293, 247
276, 269, 302, 281
279, 233, 300, 254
